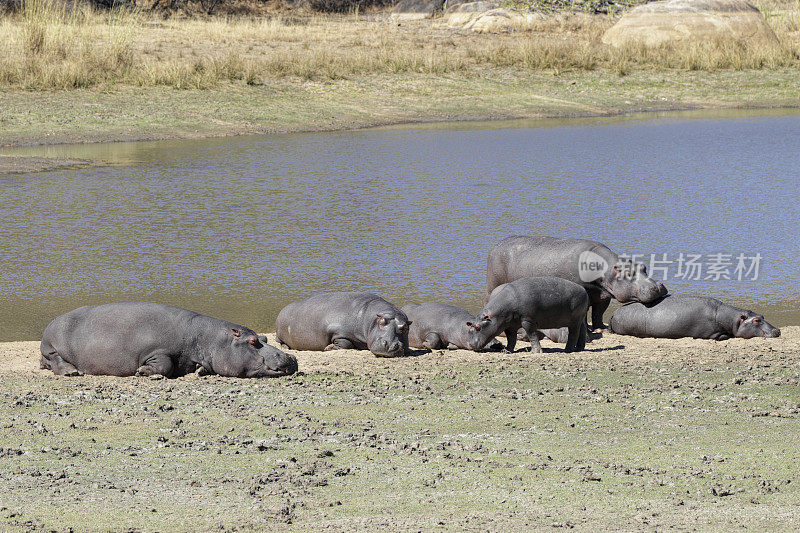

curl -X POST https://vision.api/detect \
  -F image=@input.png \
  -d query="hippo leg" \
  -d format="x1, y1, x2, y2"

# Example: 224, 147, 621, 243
520, 321, 543, 353
528, 334, 542, 354
41, 352, 83, 376
422, 333, 444, 350
591, 299, 611, 332
576, 323, 587, 352
503, 328, 518, 353
325, 338, 356, 350
135, 352, 174, 377
565, 320, 586, 353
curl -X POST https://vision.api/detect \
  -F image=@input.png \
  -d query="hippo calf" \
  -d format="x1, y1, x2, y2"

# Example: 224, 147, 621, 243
275, 292, 410, 357
609, 295, 781, 340
469, 276, 589, 353
487, 236, 668, 331
488, 283, 600, 345
401, 302, 503, 351
40, 303, 298, 378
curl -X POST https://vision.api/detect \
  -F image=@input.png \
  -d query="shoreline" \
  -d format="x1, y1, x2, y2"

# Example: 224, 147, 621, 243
3, 69, 800, 173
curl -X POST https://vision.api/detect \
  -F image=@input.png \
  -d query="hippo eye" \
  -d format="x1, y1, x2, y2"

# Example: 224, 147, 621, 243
752, 318, 761, 325
378, 317, 387, 327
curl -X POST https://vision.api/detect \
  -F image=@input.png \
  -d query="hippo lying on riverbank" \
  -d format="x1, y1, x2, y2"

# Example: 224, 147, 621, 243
609, 295, 781, 340
40, 303, 297, 378
401, 302, 503, 351
276, 292, 410, 357
469, 277, 589, 353
487, 236, 667, 331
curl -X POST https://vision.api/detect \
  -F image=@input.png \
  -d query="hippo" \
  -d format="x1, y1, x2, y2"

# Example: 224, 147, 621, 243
275, 292, 410, 357
486, 236, 668, 331
40, 303, 298, 378
487, 283, 600, 345
468, 276, 589, 353
609, 295, 781, 340
401, 302, 503, 351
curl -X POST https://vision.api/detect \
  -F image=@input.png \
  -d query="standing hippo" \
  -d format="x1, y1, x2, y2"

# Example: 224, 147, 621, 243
40, 303, 298, 378
487, 236, 667, 331
609, 295, 781, 340
401, 302, 503, 351
468, 277, 589, 353
488, 283, 600, 345
275, 292, 410, 357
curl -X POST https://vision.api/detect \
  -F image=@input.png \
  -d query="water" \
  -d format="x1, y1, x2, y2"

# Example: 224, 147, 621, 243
2, 109, 799, 341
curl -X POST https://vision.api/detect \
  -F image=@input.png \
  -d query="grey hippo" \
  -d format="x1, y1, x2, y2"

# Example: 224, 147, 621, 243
401, 302, 503, 351
488, 282, 601, 345
275, 292, 410, 357
609, 295, 781, 340
40, 302, 298, 378
486, 235, 667, 331
469, 276, 589, 353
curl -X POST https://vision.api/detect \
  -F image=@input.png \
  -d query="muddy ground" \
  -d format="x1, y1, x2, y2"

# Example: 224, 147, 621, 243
1, 329, 799, 531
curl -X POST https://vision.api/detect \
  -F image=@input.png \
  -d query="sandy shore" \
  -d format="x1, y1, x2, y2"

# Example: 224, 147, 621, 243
4, 328, 798, 379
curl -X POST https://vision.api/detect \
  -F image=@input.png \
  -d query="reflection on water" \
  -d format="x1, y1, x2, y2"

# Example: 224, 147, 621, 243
1, 109, 799, 341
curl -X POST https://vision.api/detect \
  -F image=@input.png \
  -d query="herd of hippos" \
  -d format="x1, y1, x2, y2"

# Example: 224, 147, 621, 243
39, 236, 781, 379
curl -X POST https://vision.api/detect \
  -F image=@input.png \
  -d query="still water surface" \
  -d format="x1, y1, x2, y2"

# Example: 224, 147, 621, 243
2, 109, 799, 341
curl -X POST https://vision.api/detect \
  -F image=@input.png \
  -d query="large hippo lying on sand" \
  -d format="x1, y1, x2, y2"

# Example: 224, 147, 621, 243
276, 292, 410, 357
469, 276, 589, 353
401, 302, 503, 351
609, 295, 781, 340
487, 236, 667, 331
40, 303, 298, 378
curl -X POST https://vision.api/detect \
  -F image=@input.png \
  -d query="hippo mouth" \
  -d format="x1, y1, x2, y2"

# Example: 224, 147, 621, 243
765, 328, 781, 338
260, 356, 298, 377
373, 347, 405, 358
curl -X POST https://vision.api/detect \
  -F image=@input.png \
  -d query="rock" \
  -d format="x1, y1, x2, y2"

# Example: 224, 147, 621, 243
447, 8, 528, 33
390, 0, 444, 20
602, 0, 779, 48
443, 0, 499, 14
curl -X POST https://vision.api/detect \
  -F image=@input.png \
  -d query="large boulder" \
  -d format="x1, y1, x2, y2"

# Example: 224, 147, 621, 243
602, 0, 779, 47
447, 7, 528, 33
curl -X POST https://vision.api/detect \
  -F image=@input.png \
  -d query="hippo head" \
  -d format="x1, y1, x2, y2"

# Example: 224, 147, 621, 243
367, 313, 410, 357
734, 312, 781, 339
465, 312, 497, 351
602, 260, 668, 304
208, 328, 298, 378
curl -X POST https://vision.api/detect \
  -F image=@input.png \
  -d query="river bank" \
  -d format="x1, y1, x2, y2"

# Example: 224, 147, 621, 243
3, 68, 800, 173
1, 330, 798, 530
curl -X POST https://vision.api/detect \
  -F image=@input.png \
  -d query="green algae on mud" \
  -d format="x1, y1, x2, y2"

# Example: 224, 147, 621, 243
1, 331, 799, 530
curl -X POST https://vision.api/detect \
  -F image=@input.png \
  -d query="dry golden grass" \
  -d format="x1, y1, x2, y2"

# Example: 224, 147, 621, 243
1, 0, 799, 89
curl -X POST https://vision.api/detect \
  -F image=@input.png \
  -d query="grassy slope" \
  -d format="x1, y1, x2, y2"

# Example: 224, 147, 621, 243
1, 332, 799, 531
2, 68, 800, 147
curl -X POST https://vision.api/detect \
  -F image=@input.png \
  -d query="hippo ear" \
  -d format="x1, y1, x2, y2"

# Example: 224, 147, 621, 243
231, 328, 241, 338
